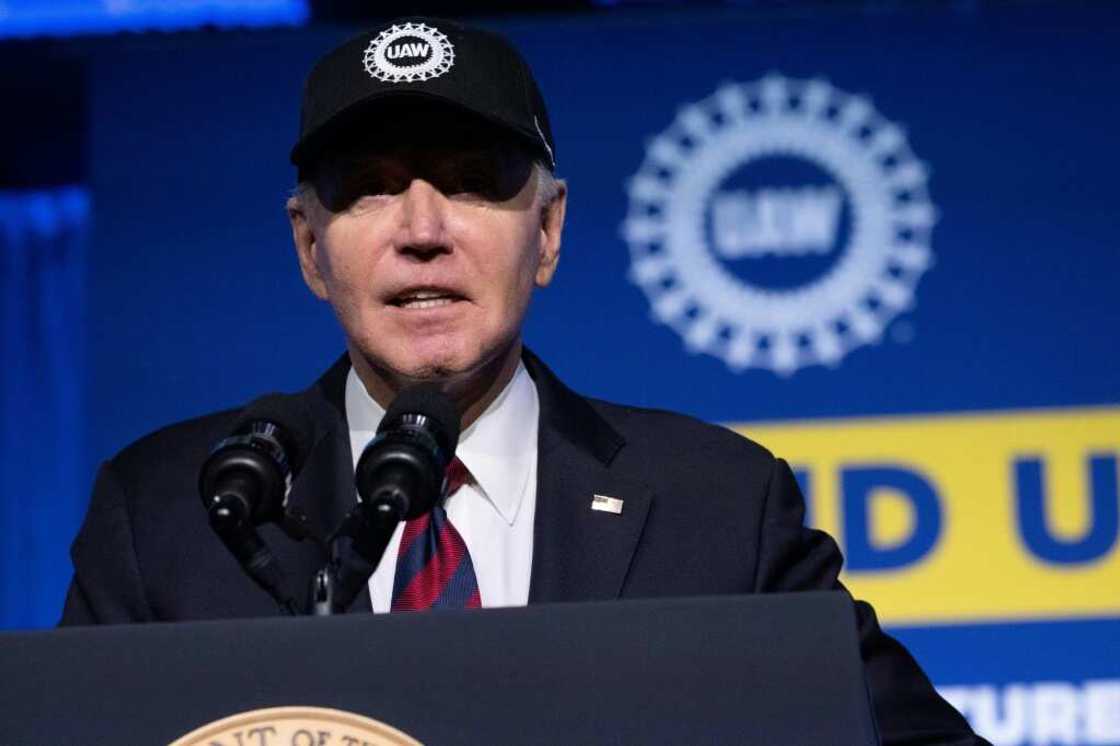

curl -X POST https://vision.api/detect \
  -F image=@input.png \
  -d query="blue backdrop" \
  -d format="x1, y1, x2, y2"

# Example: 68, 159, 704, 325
0, 187, 88, 629
4, 4, 1119, 743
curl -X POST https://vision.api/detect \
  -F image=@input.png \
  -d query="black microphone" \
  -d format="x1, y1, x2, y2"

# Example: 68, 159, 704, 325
199, 395, 312, 615
356, 383, 460, 519
315, 384, 460, 614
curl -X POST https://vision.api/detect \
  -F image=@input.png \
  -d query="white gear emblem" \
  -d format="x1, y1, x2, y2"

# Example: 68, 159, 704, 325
362, 22, 454, 84
622, 74, 936, 376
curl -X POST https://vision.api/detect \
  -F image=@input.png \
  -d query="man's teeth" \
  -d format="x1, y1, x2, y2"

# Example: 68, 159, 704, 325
397, 295, 456, 309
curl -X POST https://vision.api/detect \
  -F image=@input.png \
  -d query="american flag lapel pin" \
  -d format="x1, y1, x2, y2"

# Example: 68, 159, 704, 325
591, 494, 624, 515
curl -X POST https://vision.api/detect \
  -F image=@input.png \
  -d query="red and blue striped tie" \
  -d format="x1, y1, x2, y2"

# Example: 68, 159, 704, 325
390, 458, 481, 611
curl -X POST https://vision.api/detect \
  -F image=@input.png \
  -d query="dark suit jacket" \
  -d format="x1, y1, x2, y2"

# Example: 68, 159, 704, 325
62, 351, 985, 745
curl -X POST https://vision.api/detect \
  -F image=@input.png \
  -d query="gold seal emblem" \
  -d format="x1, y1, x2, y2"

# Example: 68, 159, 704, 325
170, 705, 423, 746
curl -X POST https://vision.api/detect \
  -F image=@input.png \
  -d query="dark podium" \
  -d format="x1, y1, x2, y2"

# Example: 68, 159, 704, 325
2, 592, 878, 745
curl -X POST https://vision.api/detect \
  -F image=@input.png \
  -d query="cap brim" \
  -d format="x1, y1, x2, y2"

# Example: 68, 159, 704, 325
290, 90, 552, 171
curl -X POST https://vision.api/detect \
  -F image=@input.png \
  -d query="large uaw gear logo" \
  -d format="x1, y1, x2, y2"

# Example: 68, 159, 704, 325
622, 75, 936, 375
363, 22, 455, 83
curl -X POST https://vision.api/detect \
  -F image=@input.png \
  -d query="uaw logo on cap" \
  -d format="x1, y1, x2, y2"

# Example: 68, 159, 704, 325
363, 22, 455, 84
622, 74, 936, 375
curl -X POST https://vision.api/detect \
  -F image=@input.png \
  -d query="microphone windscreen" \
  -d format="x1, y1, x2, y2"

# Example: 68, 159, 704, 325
380, 383, 461, 456
232, 394, 315, 473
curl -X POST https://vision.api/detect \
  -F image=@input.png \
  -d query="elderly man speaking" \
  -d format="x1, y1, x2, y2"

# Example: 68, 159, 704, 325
62, 16, 986, 746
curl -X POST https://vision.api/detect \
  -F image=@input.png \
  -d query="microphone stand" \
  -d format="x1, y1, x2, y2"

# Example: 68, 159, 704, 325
207, 494, 301, 616
309, 500, 402, 615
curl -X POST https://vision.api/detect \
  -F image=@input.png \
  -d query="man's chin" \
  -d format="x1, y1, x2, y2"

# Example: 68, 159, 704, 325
352, 335, 521, 401
384, 338, 512, 384
378, 351, 479, 388
395, 362, 463, 383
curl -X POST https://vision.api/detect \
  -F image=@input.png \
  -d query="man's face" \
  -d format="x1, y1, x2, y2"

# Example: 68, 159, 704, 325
289, 106, 565, 392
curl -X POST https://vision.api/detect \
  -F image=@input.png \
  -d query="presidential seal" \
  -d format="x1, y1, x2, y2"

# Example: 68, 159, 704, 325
622, 74, 936, 375
169, 705, 422, 746
363, 22, 455, 84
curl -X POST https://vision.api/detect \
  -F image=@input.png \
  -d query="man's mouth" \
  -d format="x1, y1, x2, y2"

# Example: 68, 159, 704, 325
389, 288, 464, 310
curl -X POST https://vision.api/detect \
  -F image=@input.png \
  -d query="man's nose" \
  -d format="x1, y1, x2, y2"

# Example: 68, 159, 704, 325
395, 178, 450, 258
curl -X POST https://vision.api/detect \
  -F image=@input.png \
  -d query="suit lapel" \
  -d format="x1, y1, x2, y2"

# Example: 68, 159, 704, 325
524, 350, 653, 604
262, 354, 368, 609
281, 354, 354, 545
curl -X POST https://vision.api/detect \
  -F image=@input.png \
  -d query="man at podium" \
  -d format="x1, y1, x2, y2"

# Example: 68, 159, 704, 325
61, 17, 986, 746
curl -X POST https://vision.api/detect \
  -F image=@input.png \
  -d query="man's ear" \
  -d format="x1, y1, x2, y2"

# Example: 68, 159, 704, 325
535, 180, 566, 288
287, 195, 329, 300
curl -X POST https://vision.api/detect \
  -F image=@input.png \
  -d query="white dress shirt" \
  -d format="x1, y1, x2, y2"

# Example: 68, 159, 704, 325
346, 362, 539, 612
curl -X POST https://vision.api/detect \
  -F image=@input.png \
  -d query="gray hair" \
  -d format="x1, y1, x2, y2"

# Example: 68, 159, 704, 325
534, 163, 563, 209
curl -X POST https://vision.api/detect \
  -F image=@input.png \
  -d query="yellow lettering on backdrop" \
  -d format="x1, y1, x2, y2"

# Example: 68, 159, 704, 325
733, 405, 1120, 625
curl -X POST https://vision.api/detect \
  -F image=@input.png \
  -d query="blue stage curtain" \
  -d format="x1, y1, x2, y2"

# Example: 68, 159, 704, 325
0, 186, 89, 629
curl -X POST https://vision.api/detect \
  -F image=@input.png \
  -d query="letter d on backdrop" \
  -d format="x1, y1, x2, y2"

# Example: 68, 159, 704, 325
842, 465, 942, 572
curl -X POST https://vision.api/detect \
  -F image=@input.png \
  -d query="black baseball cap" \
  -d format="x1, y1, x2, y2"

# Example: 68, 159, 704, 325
291, 17, 556, 172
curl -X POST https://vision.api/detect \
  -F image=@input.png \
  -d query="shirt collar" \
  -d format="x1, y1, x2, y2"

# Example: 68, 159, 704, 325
345, 361, 538, 526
